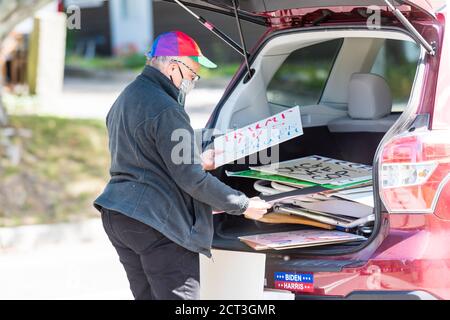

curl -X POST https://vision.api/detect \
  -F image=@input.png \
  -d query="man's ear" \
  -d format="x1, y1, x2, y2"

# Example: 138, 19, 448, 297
162, 62, 171, 77
166, 61, 176, 75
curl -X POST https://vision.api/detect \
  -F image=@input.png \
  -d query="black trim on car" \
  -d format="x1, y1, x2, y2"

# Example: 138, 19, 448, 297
266, 258, 367, 272
161, 0, 268, 25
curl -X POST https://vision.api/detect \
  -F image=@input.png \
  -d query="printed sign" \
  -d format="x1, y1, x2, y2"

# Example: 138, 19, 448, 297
252, 155, 372, 186
274, 281, 315, 293
213, 106, 303, 168
239, 229, 366, 250
274, 272, 314, 293
274, 272, 314, 283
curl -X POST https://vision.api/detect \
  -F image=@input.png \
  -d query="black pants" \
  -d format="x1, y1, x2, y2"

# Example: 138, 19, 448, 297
100, 207, 200, 300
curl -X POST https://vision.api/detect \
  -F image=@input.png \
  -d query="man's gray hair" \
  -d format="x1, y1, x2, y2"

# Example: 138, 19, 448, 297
147, 56, 177, 71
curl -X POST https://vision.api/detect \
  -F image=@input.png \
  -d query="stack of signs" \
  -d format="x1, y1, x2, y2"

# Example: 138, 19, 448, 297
213, 106, 303, 168
239, 229, 366, 251
227, 156, 372, 190
328, 186, 374, 207
250, 155, 372, 186
226, 169, 316, 188
224, 156, 375, 230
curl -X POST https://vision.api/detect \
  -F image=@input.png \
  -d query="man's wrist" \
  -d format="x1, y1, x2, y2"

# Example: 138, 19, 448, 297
239, 196, 250, 215
225, 194, 249, 216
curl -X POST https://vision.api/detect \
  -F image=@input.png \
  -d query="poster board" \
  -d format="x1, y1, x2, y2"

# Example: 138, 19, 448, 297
214, 106, 303, 168
239, 229, 366, 251
199, 249, 266, 300
251, 155, 372, 186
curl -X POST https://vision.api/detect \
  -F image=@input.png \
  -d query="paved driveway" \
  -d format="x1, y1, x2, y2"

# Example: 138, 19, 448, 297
14, 70, 229, 129
0, 219, 133, 300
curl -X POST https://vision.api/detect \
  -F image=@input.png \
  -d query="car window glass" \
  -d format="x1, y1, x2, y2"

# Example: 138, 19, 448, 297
370, 39, 420, 112
266, 38, 343, 108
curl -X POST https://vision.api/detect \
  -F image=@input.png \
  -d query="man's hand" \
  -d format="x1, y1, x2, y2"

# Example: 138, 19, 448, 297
201, 149, 224, 171
201, 149, 215, 171
244, 197, 273, 221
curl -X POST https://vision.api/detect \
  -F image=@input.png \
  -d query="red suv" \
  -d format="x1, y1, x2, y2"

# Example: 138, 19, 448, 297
164, 0, 450, 299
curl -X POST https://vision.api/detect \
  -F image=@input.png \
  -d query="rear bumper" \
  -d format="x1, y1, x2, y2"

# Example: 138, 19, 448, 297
265, 254, 450, 299
295, 290, 439, 300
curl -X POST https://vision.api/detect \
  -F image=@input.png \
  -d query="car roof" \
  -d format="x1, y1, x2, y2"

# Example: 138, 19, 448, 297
161, 0, 440, 17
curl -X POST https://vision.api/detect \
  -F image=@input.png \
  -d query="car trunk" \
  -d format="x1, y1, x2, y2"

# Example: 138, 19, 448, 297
206, 30, 426, 257
210, 124, 384, 256
206, 31, 426, 258
206, 35, 427, 258
158, 0, 434, 258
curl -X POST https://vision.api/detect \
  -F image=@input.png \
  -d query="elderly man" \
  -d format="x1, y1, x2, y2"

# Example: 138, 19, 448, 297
94, 31, 271, 300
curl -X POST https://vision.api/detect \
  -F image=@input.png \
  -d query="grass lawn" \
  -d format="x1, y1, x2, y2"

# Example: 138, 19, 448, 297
0, 115, 110, 227
66, 54, 145, 73
65, 54, 240, 79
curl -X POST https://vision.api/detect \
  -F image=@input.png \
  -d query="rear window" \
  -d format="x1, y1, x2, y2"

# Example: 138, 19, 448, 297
266, 38, 343, 108
370, 39, 420, 112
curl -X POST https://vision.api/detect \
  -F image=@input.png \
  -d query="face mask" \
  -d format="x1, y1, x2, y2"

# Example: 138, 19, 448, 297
179, 77, 195, 99
171, 65, 196, 106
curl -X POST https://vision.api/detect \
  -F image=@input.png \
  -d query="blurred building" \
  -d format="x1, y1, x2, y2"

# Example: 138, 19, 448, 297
2, 0, 66, 94
63, 0, 152, 56
63, 0, 265, 63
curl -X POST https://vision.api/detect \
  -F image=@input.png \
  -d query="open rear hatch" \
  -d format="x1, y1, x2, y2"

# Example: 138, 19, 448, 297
159, 0, 437, 22
159, 0, 437, 72
157, 0, 436, 257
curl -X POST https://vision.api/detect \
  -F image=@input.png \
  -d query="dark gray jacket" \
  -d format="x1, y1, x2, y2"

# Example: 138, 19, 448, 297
94, 65, 249, 257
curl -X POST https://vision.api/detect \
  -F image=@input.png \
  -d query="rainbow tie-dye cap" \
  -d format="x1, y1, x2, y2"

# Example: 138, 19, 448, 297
147, 31, 217, 69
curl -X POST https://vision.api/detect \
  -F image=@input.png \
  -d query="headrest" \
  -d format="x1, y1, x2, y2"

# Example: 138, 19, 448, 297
348, 73, 392, 120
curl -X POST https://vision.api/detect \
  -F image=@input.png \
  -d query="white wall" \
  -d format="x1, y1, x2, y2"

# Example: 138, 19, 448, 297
33, 13, 67, 97
109, 0, 153, 55
65, 0, 104, 8
14, 0, 59, 34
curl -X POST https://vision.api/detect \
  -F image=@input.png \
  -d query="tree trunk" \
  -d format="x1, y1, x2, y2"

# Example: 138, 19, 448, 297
0, 0, 53, 160
0, 0, 53, 43
0, 0, 53, 124
0, 60, 8, 126
0, 69, 8, 125
0, 94, 7, 126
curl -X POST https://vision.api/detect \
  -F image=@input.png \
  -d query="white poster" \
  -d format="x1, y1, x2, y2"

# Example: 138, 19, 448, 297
200, 249, 266, 300
214, 106, 303, 168
251, 155, 372, 186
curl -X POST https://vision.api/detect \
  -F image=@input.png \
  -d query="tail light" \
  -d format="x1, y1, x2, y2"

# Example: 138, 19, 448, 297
379, 130, 450, 217
57, 0, 64, 12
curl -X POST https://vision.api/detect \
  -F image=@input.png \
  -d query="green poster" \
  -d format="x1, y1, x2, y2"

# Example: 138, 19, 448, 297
226, 170, 371, 190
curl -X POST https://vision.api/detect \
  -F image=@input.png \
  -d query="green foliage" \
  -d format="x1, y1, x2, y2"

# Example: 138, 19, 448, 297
384, 62, 417, 103
0, 115, 110, 227
122, 53, 146, 70
65, 53, 239, 78
66, 53, 147, 72
199, 63, 240, 79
